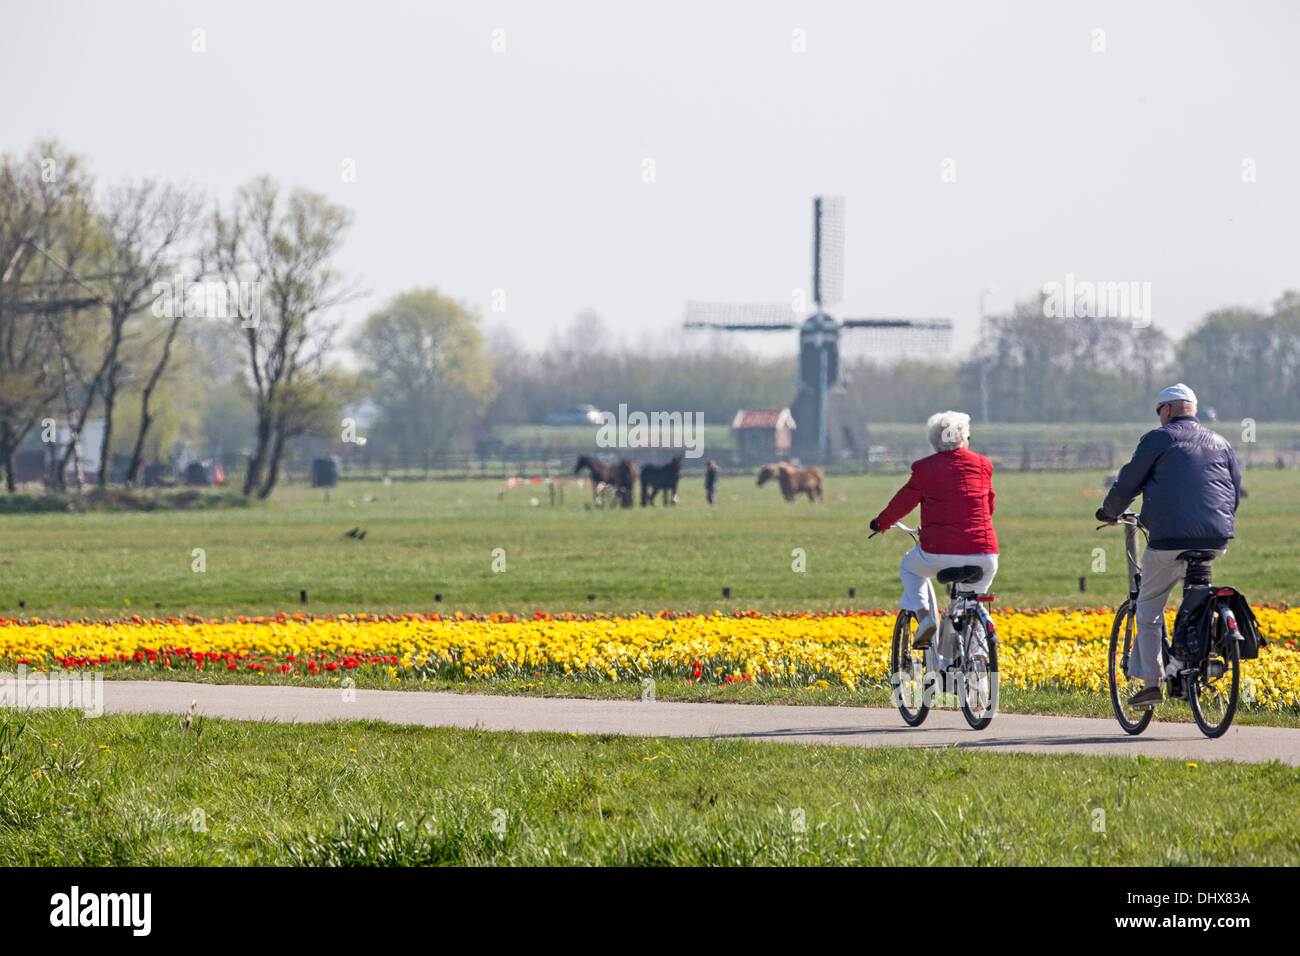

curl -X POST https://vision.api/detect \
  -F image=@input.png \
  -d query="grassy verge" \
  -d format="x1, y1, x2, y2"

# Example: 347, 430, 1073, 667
1, 709, 1295, 865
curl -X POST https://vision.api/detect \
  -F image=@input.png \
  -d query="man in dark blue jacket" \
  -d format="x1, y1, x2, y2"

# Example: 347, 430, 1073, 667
1096, 383, 1242, 708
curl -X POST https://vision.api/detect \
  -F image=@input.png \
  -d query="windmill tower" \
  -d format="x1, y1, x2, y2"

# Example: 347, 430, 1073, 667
684, 196, 953, 462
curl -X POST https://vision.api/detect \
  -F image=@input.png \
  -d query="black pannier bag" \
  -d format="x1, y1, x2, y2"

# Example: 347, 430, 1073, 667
1222, 589, 1269, 660
1170, 586, 1215, 662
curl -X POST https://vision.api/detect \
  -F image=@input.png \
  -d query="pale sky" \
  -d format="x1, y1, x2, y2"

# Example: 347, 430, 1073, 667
4, 0, 1298, 358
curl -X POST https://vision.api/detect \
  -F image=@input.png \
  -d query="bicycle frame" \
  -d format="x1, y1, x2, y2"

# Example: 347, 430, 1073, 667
892, 522, 998, 711
1107, 512, 1160, 674
1121, 515, 1143, 601
894, 522, 940, 635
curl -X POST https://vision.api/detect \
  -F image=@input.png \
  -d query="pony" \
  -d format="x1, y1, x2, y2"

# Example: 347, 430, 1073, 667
574, 455, 637, 509
640, 455, 683, 506
756, 462, 824, 502
574, 454, 617, 506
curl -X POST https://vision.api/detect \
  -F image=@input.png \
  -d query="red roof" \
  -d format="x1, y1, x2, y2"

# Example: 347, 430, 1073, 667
731, 408, 795, 430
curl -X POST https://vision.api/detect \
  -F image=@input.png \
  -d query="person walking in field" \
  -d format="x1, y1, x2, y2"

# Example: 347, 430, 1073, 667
1095, 383, 1242, 709
705, 459, 719, 505
869, 411, 998, 648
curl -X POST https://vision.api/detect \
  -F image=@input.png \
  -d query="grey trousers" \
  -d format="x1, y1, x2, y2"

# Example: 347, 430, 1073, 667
1132, 546, 1226, 684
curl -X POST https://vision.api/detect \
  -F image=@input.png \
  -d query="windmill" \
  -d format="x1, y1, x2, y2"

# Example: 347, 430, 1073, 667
684, 196, 953, 462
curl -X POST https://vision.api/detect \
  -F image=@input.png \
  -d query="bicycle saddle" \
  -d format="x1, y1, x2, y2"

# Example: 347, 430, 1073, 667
937, 565, 983, 585
1177, 550, 1217, 562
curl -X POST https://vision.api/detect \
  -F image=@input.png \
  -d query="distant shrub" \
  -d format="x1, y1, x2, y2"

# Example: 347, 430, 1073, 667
0, 490, 251, 514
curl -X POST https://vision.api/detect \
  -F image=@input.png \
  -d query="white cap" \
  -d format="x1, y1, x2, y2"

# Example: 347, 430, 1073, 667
1157, 383, 1197, 405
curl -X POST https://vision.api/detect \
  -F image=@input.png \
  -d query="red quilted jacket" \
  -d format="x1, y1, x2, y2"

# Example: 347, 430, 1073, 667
873, 448, 998, 555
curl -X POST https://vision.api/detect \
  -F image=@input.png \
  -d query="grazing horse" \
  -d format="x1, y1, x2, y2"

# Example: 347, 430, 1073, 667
615, 459, 638, 509
574, 455, 637, 509
640, 455, 683, 506
756, 462, 824, 502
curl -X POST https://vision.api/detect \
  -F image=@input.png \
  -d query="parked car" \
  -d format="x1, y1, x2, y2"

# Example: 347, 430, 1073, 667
544, 404, 605, 426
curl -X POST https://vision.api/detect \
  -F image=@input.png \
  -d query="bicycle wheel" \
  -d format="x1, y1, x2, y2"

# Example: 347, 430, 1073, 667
1108, 600, 1154, 735
959, 615, 998, 730
1188, 610, 1240, 738
890, 610, 930, 727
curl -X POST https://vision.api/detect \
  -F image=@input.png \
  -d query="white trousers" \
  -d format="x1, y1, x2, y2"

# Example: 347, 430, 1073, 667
898, 546, 999, 614
1132, 546, 1226, 684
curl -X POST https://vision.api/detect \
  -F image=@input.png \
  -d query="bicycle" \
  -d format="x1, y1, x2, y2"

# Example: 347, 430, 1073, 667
1100, 511, 1241, 738
875, 522, 1000, 729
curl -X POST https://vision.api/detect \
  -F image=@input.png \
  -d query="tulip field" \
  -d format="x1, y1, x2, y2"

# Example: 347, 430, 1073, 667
2, 605, 1299, 720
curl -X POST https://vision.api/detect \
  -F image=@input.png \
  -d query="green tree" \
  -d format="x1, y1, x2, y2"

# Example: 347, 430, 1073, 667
1177, 294, 1300, 420
354, 288, 497, 460
959, 295, 1173, 422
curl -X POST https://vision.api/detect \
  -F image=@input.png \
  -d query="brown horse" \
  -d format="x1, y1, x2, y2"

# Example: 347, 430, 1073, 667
574, 455, 638, 509
756, 462, 824, 502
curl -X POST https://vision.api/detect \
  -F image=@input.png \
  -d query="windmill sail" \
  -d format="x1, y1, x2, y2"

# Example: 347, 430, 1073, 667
840, 317, 954, 355
683, 301, 800, 330
813, 195, 845, 309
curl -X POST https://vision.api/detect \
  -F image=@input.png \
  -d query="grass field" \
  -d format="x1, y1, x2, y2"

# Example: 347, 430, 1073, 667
0, 469, 1295, 619
3, 709, 1297, 866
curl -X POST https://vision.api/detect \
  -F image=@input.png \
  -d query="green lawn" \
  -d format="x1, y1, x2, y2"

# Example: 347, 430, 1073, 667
2, 709, 1296, 866
0, 469, 1295, 619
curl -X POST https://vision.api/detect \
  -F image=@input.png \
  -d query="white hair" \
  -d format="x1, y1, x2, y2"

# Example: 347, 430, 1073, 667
927, 410, 971, 452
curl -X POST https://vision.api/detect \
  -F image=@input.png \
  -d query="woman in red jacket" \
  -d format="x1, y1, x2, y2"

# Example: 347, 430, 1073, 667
869, 411, 999, 648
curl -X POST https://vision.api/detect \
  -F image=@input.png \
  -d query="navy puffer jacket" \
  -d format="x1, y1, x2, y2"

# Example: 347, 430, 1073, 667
1100, 416, 1242, 551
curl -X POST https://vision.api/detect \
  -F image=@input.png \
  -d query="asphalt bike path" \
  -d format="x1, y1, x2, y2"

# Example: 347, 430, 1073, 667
12, 679, 1297, 765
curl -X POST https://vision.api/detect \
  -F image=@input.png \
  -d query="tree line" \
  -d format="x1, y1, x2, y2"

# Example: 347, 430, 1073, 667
2, 138, 1296, 495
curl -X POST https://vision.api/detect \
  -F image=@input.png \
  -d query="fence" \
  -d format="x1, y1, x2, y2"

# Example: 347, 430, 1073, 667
266, 433, 1300, 485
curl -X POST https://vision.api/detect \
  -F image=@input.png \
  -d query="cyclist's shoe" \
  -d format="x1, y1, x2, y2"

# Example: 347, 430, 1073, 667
1127, 686, 1163, 709
912, 611, 937, 649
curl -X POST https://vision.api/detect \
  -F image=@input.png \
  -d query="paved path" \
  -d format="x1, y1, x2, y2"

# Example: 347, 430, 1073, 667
10, 679, 1296, 765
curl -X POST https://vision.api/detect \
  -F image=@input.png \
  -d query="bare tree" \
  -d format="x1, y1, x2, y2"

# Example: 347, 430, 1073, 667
208, 176, 358, 497
0, 141, 98, 491
89, 179, 203, 486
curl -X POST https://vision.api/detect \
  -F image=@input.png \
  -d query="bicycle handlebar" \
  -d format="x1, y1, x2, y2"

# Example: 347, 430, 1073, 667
1096, 510, 1141, 531
869, 521, 920, 539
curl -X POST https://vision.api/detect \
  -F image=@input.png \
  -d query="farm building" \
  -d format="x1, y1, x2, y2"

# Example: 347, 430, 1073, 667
731, 408, 796, 464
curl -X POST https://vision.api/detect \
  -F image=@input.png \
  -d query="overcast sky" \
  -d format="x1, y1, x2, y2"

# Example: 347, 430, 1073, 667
4, 0, 1298, 358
